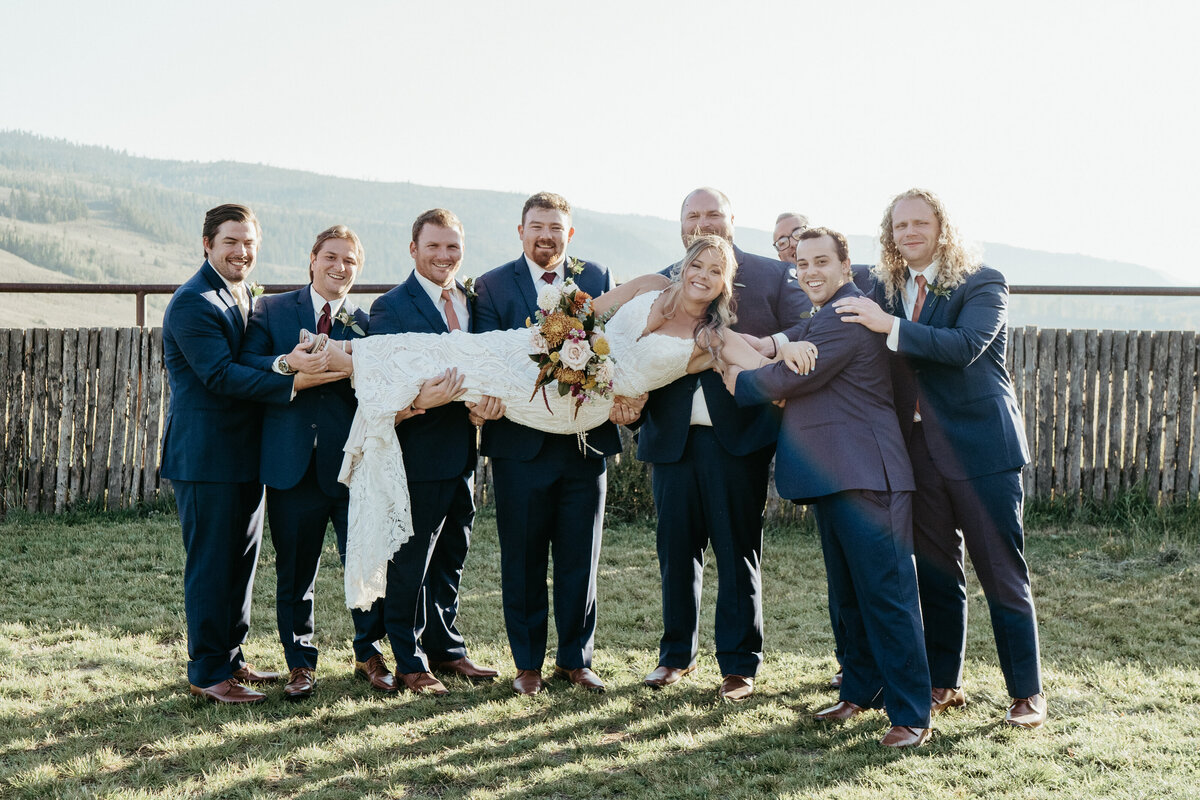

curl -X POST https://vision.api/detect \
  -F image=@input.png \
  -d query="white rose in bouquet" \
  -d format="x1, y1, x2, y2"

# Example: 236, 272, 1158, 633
537, 281, 563, 312
529, 328, 549, 354
560, 337, 594, 370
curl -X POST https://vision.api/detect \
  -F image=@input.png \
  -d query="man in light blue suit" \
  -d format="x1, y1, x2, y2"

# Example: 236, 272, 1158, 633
240, 225, 396, 700
727, 227, 931, 748
162, 204, 343, 704
835, 188, 1045, 730
473, 192, 617, 695
368, 208, 504, 696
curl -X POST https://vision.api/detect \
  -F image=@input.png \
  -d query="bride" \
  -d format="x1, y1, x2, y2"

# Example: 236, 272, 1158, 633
328, 234, 817, 609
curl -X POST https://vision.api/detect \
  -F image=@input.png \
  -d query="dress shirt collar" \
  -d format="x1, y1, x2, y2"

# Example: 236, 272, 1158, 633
309, 285, 346, 320
413, 269, 461, 306
525, 254, 565, 286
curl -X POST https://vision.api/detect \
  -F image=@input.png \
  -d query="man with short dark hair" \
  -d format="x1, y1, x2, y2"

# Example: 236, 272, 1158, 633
162, 204, 344, 703
633, 187, 810, 701
473, 192, 616, 696
368, 208, 505, 696
772, 212, 810, 264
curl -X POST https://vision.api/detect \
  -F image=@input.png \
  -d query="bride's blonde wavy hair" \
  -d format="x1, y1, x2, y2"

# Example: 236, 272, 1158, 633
662, 233, 738, 368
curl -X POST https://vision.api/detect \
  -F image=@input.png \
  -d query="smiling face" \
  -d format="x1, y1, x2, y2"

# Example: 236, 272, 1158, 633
519, 207, 573, 270
680, 189, 734, 246
773, 215, 807, 264
310, 237, 360, 300
203, 220, 258, 284
680, 245, 732, 306
795, 235, 852, 306
410, 223, 464, 288
890, 196, 941, 270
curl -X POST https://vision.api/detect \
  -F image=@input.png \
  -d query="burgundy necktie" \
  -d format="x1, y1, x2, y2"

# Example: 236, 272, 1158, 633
318, 302, 332, 335
541, 271, 556, 285
441, 289, 462, 332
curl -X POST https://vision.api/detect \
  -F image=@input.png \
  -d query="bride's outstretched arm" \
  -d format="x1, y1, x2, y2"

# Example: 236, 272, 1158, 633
592, 274, 671, 317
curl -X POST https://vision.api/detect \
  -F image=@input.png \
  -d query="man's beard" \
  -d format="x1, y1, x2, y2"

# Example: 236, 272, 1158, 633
529, 240, 565, 268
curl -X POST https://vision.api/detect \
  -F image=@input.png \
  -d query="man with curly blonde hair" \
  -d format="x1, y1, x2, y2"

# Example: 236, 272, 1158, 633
834, 188, 1046, 730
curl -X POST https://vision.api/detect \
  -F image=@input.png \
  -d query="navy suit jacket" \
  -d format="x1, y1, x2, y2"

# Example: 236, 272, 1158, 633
735, 282, 914, 503
161, 262, 294, 483
369, 272, 478, 482
473, 255, 621, 460
239, 287, 367, 495
636, 244, 811, 463
876, 266, 1030, 480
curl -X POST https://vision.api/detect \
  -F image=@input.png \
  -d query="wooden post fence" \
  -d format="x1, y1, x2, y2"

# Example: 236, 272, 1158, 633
1, 325, 1197, 518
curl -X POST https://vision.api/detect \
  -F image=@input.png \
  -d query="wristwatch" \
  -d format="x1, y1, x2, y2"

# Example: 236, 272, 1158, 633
277, 355, 297, 375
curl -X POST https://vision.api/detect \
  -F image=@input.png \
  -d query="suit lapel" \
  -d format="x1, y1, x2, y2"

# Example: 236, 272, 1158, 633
295, 287, 318, 333
200, 261, 244, 338
513, 258, 540, 320
406, 272, 449, 334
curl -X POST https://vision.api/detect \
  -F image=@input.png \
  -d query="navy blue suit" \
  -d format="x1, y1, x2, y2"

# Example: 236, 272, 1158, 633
737, 282, 930, 727
239, 287, 383, 670
368, 272, 480, 673
636, 244, 810, 678
876, 266, 1041, 699
473, 255, 616, 671
161, 262, 294, 687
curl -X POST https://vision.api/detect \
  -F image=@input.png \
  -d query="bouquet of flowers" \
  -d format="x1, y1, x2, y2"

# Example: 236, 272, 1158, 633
527, 272, 616, 418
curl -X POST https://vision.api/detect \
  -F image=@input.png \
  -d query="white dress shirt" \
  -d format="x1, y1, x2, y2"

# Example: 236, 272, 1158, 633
413, 270, 469, 331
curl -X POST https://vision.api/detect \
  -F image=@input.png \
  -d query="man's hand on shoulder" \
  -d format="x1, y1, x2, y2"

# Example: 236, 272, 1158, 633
833, 296, 893, 333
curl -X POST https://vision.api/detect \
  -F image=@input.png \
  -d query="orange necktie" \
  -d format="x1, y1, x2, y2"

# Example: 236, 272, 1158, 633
441, 289, 462, 332
912, 274, 927, 322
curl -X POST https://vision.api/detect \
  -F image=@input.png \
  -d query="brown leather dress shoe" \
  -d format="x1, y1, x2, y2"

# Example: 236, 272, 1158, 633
643, 664, 696, 689
880, 725, 932, 748
718, 674, 754, 702
513, 669, 544, 695
398, 671, 449, 695
189, 678, 267, 704
284, 667, 316, 701
431, 657, 499, 682
232, 665, 281, 684
354, 654, 398, 692
554, 665, 606, 692
1004, 693, 1047, 729
830, 669, 844, 689
931, 686, 967, 715
814, 700, 870, 721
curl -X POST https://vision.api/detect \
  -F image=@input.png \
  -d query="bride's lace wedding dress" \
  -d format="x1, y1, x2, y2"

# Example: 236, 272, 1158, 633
339, 289, 694, 609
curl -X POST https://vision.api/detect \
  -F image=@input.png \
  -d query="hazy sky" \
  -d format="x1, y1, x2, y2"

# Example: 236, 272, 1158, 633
3, 0, 1197, 283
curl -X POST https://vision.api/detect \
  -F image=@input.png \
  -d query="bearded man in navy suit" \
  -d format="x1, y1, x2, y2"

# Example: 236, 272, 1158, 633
240, 225, 399, 700
726, 228, 931, 748
368, 208, 504, 696
629, 188, 810, 701
834, 188, 1045, 729
162, 204, 345, 704
472, 192, 617, 695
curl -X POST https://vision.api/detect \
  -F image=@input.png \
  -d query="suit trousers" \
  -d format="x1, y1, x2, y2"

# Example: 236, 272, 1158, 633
266, 452, 384, 669
384, 471, 475, 673
908, 422, 1043, 698
175, 479, 265, 687
814, 489, 931, 728
652, 427, 769, 678
491, 434, 606, 671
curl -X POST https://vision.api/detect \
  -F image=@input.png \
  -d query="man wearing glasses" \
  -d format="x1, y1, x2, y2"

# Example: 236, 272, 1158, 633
773, 211, 875, 294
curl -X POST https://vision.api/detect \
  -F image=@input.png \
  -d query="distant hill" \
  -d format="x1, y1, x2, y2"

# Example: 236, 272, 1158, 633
1, 131, 1194, 330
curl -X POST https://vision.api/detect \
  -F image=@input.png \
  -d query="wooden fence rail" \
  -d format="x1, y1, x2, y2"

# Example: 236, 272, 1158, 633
1, 326, 1197, 517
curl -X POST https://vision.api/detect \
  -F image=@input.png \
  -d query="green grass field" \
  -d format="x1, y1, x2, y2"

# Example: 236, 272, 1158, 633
1, 507, 1199, 799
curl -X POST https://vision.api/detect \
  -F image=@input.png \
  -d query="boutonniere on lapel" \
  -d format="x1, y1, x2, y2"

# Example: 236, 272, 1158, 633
247, 281, 265, 299
927, 282, 953, 301
798, 308, 816, 319
334, 306, 366, 336
463, 276, 478, 301
567, 257, 585, 278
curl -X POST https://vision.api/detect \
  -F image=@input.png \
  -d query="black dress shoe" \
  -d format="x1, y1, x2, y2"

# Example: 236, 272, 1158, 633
284, 667, 316, 701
